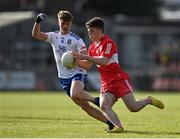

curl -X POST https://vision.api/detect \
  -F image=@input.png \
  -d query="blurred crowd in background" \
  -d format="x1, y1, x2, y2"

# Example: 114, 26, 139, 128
0, 0, 179, 92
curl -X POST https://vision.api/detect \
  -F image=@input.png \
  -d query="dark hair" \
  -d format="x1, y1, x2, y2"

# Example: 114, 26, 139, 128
86, 17, 104, 32
57, 10, 73, 21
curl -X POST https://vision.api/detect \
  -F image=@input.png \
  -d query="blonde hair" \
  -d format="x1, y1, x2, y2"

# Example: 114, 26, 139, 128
57, 10, 73, 21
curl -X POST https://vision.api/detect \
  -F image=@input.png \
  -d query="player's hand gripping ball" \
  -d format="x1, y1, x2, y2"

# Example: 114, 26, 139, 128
61, 51, 76, 69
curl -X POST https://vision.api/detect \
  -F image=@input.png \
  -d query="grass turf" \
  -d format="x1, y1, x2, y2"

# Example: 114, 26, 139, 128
0, 91, 180, 138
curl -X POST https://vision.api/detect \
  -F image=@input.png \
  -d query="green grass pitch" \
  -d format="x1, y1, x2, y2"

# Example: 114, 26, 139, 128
0, 91, 180, 138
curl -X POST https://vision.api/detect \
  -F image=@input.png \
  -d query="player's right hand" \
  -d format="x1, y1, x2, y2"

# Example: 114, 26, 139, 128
35, 13, 47, 23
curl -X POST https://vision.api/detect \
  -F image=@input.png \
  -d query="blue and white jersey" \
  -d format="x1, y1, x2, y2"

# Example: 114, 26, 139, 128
46, 31, 87, 78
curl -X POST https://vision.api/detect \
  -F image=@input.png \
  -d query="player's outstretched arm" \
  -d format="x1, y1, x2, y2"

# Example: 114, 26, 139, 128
76, 59, 93, 70
72, 51, 93, 70
73, 51, 109, 66
32, 13, 48, 41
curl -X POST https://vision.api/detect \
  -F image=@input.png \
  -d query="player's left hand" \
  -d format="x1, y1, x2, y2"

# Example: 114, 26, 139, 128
35, 13, 47, 23
72, 51, 87, 60
71, 51, 78, 58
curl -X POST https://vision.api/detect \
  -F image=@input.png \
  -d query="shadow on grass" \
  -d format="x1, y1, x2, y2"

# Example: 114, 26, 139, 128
126, 130, 180, 136
3, 116, 180, 136
2, 116, 95, 124
3, 116, 80, 120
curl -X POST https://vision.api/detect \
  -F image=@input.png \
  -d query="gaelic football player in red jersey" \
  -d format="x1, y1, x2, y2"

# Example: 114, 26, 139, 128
73, 17, 164, 133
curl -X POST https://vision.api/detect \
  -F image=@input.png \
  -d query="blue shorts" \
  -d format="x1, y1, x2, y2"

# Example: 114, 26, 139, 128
59, 73, 87, 97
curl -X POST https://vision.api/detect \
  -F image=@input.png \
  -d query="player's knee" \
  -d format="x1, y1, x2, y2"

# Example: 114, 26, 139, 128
128, 105, 140, 112
71, 92, 81, 100
100, 104, 111, 112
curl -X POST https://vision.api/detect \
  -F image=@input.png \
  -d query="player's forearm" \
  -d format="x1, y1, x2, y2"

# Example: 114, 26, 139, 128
73, 51, 108, 66
32, 13, 47, 41
32, 23, 47, 41
32, 23, 41, 38
76, 60, 93, 70
83, 55, 108, 65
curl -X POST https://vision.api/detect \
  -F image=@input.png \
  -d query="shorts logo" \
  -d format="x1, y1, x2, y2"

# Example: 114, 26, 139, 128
74, 77, 81, 80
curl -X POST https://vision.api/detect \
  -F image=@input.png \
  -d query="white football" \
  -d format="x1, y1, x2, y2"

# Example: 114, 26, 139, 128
61, 51, 76, 69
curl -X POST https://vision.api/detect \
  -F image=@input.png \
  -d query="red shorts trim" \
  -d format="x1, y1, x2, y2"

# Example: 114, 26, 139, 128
100, 79, 133, 98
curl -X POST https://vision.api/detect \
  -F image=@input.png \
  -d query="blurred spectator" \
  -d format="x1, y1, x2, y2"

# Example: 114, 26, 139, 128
0, 52, 3, 67
161, 46, 170, 66
169, 42, 180, 70
153, 50, 161, 65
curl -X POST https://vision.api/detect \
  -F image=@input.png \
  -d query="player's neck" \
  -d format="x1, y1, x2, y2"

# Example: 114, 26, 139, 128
95, 41, 101, 46
60, 31, 70, 35
95, 34, 104, 43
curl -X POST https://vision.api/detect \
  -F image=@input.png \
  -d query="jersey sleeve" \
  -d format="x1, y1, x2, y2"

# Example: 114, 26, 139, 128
100, 41, 117, 58
76, 38, 87, 52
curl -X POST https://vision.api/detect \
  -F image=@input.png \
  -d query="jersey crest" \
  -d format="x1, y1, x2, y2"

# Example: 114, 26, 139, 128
96, 45, 102, 54
67, 39, 72, 45
60, 37, 65, 43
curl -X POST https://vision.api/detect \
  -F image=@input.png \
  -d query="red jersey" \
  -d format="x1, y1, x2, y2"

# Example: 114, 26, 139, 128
88, 35, 129, 90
